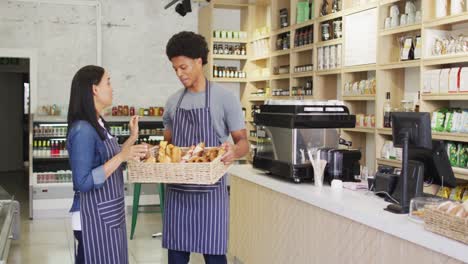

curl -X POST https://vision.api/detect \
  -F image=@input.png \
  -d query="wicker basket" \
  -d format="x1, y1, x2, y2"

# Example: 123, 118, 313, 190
423, 206, 468, 244
127, 147, 231, 185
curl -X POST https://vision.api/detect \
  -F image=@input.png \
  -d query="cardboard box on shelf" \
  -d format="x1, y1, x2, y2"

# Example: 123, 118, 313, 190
449, 67, 461, 93
439, 68, 450, 94
460, 67, 468, 93
431, 69, 441, 94
423, 71, 432, 93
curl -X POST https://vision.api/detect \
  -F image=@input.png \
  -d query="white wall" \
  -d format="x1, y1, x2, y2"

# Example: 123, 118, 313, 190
0, 0, 199, 111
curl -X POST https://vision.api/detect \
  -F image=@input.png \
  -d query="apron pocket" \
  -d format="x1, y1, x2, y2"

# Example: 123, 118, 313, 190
97, 196, 126, 229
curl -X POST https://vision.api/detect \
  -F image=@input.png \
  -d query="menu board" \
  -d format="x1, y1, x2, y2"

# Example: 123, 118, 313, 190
344, 8, 378, 66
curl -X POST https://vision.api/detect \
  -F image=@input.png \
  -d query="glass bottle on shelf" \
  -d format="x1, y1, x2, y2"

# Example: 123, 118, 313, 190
213, 65, 218, 78
241, 45, 246, 55
213, 44, 218, 55
383, 92, 392, 128
414, 91, 421, 112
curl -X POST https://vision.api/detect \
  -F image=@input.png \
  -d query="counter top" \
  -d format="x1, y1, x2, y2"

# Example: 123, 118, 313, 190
228, 165, 468, 263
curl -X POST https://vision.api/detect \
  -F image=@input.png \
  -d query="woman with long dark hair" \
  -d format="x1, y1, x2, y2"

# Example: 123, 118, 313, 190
67, 65, 147, 264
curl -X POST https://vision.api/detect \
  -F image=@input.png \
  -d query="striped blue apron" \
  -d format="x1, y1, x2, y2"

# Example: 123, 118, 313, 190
162, 80, 229, 255
80, 136, 128, 264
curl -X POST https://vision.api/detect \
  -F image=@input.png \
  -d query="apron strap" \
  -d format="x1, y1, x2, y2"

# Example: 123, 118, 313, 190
175, 78, 211, 109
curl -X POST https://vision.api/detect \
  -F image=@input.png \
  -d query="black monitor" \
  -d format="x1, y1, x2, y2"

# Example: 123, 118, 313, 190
408, 140, 457, 188
386, 112, 433, 214
392, 112, 432, 150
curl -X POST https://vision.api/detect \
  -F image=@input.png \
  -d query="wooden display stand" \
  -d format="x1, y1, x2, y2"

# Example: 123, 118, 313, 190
198, 0, 468, 181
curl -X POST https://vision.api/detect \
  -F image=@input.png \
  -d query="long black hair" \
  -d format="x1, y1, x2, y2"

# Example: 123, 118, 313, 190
67, 65, 108, 140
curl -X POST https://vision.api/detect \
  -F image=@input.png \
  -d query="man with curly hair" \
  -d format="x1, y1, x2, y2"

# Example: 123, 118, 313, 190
162, 31, 249, 264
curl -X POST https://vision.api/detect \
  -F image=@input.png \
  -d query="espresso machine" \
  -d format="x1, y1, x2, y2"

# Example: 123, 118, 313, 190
253, 101, 360, 183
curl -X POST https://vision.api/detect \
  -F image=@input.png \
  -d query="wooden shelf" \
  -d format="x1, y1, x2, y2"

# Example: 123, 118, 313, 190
291, 71, 313, 78
250, 34, 270, 42
248, 137, 258, 142
272, 26, 292, 35
271, 49, 291, 57
344, 1, 378, 15
422, 93, 468, 101
379, 0, 400, 6
317, 11, 343, 23
377, 158, 468, 180
212, 54, 248, 60
213, 38, 248, 43
248, 76, 270, 82
452, 167, 468, 181
248, 96, 268, 102
379, 24, 421, 36
292, 44, 314, 53
342, 127, 375, 134
270, 73, 290, 80
315, 38, 342, 48
343, 64, 376, 73
424, 12, 468, 28
432, 132, 468, 143
376, 158, 401, 168
293, 19, 314, 29
213, 2, 250, 9
250, 54, 270, 61
316, 68, 341, 75
342, 95, 376, 101
212, 78, 247, 83
423, 54, 468, 66
379, 60, 420, 70
377, 128, 392, 135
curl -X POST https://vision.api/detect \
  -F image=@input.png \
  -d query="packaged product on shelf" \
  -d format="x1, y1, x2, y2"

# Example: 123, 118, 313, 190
443, 111, 454, 132
431, 109, 447, 132
324, 46, 330, 70
317, 47, 324, 70
336, 44, 342, 67
414, 36, 422, 59
423, 71, 432, 93
450, 110, 463, 132
457, 143, 467, 168
461, 110, 468, 133
447, 142, 458, 166
449, 186, 464, 201
460, 67, 468, 92
436, 187, 452, 199
449, 67, 461, 93
439, 68, 450, 93
463, 188, 468, 202
431, 69, 441, 94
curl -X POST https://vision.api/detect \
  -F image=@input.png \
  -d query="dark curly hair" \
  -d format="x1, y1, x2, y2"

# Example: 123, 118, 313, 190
166, 31, 209, 65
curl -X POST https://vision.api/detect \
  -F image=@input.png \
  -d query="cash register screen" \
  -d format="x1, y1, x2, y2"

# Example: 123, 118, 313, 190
408, 140, 457, 188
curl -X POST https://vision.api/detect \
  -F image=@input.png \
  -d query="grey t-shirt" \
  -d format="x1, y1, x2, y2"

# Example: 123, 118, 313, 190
163, 82, 245, 143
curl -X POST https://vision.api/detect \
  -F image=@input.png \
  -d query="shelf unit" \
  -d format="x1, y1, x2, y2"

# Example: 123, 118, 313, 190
199, 0, 468, 183
29, 115, 164, 219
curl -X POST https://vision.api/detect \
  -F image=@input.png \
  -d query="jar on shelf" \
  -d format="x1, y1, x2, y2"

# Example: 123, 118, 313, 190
321, 23, 331, 41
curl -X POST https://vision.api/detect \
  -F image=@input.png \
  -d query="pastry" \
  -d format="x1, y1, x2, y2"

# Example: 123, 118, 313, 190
189, 157, 207, 163
158, 141, 168, 162
182, 145, 196, 162
193, 142, 205, 157
437, 201, 453, 212
172, 146, 182, 163
144, 156, 156, 163
162, 155, 172, 163
448, 204, 464, 216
